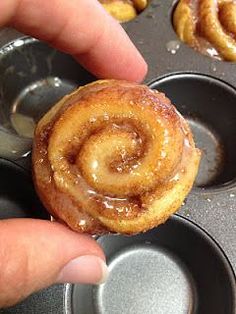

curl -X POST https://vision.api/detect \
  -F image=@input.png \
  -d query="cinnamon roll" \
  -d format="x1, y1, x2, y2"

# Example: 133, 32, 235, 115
99, 0, 148, 22
32, 80, 200, 235
173, 0, 236, 61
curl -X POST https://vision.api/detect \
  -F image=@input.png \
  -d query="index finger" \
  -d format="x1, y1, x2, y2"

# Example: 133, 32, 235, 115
1, 0, 147, 81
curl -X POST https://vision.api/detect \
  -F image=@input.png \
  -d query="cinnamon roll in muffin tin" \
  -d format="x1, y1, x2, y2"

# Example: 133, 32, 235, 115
0, 0, 236, 312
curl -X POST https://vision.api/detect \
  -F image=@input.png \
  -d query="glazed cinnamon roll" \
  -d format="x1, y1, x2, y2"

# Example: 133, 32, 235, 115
173, 0, 236, 61
32, 80, 200, 235
99, 0, 148, 22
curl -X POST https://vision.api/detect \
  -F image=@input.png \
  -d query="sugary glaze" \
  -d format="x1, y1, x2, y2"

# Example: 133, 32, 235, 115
32, 80, 200, 235
99, 0, 148, 22
173, 0, 236, 61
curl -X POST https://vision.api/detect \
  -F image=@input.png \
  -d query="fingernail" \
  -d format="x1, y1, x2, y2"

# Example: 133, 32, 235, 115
57, 255, 109, 285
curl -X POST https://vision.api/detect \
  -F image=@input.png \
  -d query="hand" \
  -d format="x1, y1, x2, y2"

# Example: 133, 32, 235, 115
0, 0, 147, 308
1, 0, 147, 81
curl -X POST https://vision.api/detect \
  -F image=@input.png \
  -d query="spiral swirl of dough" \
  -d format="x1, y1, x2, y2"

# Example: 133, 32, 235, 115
173, 0, 236, 61
32, 80, 200, 234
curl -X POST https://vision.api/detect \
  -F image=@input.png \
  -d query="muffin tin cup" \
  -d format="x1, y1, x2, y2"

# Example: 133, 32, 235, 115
0, 0, 236, 312
0, 33, 95, 165
65, 215, 236, 314
149, 73, 236, 190
0, 158, 49, 219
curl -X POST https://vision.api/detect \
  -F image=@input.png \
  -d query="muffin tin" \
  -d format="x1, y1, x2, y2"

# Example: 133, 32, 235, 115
65, 215, 235, 314
0, 0, 236, 312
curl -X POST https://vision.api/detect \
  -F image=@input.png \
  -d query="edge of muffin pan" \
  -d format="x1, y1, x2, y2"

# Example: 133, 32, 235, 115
0, 0, 236, 312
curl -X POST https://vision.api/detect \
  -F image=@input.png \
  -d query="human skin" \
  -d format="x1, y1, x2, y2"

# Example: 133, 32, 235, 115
0, 0, 147, 308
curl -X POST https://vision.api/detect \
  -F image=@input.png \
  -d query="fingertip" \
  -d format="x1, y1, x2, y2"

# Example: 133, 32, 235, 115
56, 255, 109, 285
122, 53, 148, 83
76, 48, 148, 82
0, 218, 107, 308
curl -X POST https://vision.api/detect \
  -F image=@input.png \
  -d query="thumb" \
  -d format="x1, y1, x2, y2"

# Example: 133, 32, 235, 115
0, 219, 108, 308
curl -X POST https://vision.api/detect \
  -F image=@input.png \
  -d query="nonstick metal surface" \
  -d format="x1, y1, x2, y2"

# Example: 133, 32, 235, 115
0, 0, 236, 312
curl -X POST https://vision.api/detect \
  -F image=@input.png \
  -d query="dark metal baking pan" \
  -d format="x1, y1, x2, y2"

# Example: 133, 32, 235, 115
66, 215, 236, 314
0, 0, 235, 312
0, 158, 49, 220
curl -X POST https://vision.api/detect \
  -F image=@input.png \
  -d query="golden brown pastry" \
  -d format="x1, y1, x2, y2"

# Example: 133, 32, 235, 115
32, 80, 200, 235
173, 0, 236, 61
99, 0, 148, 22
